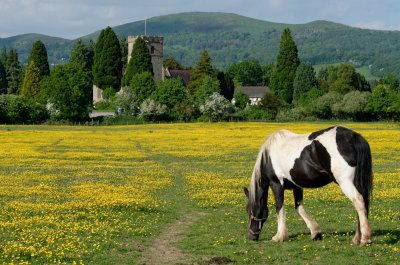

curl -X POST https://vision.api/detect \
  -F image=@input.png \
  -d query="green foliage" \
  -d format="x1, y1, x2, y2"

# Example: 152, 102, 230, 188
28, 40, 50, 78
258, 92, 283, 118
0, 47, 6, 66
199, 92, 230, 121
129, 72, 156, 104
297, 87, 324, 108
332, 91, 371, 120
378, 73, 399, 92
233, 91, 250, 110
119, 35, 128, 68
7, 95, 31, 123
0, 60, 7, 94
121, 37, 153, 87
93, 27, 122, 91
327, 64, 370, 93
102, 87, 116, 101
152, 78, 188, 109
163, 57, 184, 70
270, 28, 300, 102
70, 39, 94, 79
311, 91, 342, 119
21, 61, 41, 99
188, 50, 216, 93
261, 62, 274, 86
227, 59, 263, 86
366, 85, 395, 120
218, 71, 234, 101
6, 49, 24, 94
293, 62, 317, 101
194, 76, 220, 106
41, 64, 92, 121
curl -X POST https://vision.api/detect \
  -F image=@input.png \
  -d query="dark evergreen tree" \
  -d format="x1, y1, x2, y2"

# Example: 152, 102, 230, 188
121, 37, 153, 87
6, 49, 23, 94
217, 71, 234, 101
21, 61, 41, 99
188, 49, 216, 94
293, 62, 317, 101
0, 47, 6, 66
0, 61, 7, 94
120, 35, 128, 69
70, 39, 94, 80
28, 40, 50, 78
270, 28, 300, 102
93, 26, 123, 92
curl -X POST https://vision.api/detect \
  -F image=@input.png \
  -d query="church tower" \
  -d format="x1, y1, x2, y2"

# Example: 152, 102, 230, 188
128, 35, 164, 82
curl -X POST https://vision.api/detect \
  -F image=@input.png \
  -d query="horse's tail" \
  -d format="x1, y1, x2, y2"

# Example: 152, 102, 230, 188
353, 132, 373, 216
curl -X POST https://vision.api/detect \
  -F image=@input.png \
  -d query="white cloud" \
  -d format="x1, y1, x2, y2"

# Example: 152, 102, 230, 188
355, 20, 387, 30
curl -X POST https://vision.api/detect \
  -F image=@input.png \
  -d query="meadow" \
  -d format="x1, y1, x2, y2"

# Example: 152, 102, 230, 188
0, 122, 398, 264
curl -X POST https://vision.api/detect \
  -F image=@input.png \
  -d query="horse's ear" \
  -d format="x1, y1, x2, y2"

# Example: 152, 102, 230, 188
244, 187, 249, 198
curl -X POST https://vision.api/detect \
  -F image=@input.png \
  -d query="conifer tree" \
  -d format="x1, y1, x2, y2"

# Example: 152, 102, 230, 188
28, 40, 50, 78
120, 35, 128, 69
6, 49, 23, 94
270, 28, 300, 102
0, 47, 6, 66
0, 61, 7, 94
21, 61, 41, 99
70, 39, 94, 79
121, 37, 153, 87
293, 62, 317, 101
92, 26, 123, 92
188, 49, 216, 94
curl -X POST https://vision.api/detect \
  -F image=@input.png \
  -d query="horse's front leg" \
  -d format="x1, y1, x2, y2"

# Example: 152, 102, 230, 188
270, 181, 288, 242
293, 188, 322, 240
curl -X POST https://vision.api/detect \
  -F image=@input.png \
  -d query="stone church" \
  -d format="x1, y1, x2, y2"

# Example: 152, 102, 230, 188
93, 35, 165, 103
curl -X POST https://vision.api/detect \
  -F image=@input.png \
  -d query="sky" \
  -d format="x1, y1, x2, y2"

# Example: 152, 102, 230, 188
1, 0, 400, 39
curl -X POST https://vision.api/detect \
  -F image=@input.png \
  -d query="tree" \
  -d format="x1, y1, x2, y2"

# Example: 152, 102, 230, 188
115, 86, 139, 115
233, 91, 250, 110
194, 75, 220, 106
121, 37, 153, 87
311, 91, 342, 119
293, 62, 317, 102
217, 71, 234, 101
366, 85, 393, 119
258, 92, 283, 118
332, 91, 371, 120
130, 72, 156, 104
140, 99, 167, 121
151, 78, 188, 109
70, 39, 94, 79
200, 92, 230, 121
188, 49, 216, 93
6, 49, 23, 94
28, 40, 50, 78
262, 62, 274, 86
163, 57, 183, 70
21, 61, 41, 99
270, 28, 300, 102
93, 26, 123, 92
0, 60, 7, 94
229, 59, 263, 86
0, 47, 6, 66
120, 35, 128, 69
41, 64, 92, 121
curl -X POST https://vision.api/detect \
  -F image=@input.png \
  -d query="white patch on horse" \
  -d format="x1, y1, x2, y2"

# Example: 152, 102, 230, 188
268, 129, 312, 187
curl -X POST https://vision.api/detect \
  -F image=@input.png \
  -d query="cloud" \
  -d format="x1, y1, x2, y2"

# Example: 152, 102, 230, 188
355, 20, 387, 30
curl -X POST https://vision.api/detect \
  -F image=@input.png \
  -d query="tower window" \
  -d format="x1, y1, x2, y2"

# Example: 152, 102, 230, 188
151, 46, 155, 54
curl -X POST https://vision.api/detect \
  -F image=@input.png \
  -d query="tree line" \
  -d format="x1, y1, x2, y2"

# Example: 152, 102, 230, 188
0, 26, 399, 124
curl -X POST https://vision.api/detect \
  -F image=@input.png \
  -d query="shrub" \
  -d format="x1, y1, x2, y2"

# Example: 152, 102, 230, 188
258, 92, 283, 119
311, 91, 342, 119
140, 98, 167, 122
233, 91, 250, 110
332, 91, 371, 120
199, 92, 230, 121
115, 86, 139, 115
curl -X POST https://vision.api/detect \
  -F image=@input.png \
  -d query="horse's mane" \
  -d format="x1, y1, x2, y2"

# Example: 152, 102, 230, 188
249, 129, 294, 204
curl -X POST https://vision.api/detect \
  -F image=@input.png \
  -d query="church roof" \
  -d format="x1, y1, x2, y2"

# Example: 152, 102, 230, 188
167, 69, 192, 87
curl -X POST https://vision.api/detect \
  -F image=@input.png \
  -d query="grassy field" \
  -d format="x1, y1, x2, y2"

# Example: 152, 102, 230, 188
0, 122, 398, 264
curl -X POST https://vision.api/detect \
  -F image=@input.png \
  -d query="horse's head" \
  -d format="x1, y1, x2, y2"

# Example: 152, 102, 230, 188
244, 187, 269, 241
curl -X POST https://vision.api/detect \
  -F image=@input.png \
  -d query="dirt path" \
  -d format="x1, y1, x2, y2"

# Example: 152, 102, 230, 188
138, 212, 207, 265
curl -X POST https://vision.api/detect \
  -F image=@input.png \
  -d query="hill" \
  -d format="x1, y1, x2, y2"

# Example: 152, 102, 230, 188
1, 12, 400, 76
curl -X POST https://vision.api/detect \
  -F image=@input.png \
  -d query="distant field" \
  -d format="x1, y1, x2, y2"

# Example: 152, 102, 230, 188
0, 122, 398, 264
313, 63, 379, 81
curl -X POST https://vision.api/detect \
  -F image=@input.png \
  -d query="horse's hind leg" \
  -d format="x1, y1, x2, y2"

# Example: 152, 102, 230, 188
270, 181, 288, 242
339, 181, 372, 246
293, 188, 322, 240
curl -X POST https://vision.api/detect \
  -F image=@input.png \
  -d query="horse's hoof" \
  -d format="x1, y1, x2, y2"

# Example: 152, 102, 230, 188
311, 232, 322, 240
351, 237, 360, 245
360, 240, 372, 246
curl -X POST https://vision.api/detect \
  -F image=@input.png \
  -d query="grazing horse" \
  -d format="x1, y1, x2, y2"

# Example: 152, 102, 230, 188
244, 126, 372, 246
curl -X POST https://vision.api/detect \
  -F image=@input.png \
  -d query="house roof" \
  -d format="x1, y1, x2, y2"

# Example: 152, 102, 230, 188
166, 69, 192, 87
234, 86, 271, 98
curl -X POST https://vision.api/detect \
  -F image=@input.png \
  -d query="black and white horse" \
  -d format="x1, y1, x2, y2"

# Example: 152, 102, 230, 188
244, 126, 373, 246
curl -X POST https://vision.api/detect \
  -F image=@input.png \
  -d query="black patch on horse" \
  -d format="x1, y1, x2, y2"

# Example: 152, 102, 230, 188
336, 126, 357, 167
290, 140, 334, 188
308, 126, 335, 140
